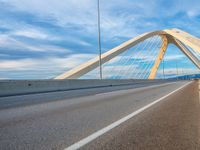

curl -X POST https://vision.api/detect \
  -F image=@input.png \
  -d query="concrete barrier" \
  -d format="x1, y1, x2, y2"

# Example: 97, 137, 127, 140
0, 79, 173, 97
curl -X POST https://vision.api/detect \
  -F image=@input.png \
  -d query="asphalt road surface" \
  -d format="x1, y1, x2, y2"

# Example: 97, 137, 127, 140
0, 80, 199, 150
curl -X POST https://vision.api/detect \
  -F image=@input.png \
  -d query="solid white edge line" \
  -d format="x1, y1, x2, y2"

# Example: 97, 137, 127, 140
64, 81, 192, 150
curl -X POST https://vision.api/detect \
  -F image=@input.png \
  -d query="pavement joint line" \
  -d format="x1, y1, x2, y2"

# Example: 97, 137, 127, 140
64, 81, 192, 150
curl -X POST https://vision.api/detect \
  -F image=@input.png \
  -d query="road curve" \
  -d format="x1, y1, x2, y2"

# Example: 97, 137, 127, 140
0, 81, 199, 150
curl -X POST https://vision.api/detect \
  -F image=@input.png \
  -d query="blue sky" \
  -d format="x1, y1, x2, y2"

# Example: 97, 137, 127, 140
0, 0, 200, 79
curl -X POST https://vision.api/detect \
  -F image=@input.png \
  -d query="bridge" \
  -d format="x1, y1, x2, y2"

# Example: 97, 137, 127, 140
0, 29, 200, 150
55, 28, 200, 80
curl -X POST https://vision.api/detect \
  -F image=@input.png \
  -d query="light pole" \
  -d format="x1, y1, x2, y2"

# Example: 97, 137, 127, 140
97, 0, 102, 79
162, 59, 165, 79
175, 60, 178, 80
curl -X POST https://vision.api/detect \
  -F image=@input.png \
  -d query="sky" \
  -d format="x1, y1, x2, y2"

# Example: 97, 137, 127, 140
0, 0, 200, 79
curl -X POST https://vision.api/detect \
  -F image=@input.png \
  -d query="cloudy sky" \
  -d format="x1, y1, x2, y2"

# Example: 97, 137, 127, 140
0, 0, 200, 79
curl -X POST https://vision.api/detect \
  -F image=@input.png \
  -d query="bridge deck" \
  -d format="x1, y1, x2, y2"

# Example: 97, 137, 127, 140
0, 81, 199, 150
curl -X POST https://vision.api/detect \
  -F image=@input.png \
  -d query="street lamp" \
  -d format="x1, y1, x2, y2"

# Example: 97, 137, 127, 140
162, 59, 165, 79
97, 0, 102, 79
175, 60, 179, 80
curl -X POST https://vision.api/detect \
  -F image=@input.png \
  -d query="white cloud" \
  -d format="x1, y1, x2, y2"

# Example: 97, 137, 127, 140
2, 0, 200, 36
0, 53, 97, 79
0, 77, 9, 80
0, 34, 71, 52
2, 0, 200, 42
0, 59, 36, 69
0, 0, 152, 38
163, 55, 185, 61
177, 0, 200, 18
14, 29, 49, 39
0, 53, 96, 73
2, 0, 97, 29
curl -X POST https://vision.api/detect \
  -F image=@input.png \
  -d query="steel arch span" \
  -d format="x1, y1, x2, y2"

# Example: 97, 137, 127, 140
55, 28, 200, 79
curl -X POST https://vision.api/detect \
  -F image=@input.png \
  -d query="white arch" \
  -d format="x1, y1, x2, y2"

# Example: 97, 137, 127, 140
55, 28, 200, 79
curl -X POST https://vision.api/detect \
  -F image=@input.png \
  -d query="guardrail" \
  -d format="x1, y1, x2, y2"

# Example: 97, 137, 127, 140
0, 79, 175, 97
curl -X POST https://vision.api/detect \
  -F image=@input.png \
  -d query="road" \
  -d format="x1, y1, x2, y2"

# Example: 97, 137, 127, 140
0, 80, 199, 150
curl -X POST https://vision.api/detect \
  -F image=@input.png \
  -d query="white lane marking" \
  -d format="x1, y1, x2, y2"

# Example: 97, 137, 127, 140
64, 81, 191, 150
